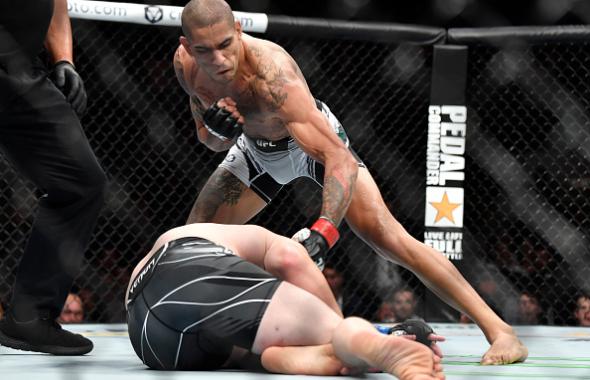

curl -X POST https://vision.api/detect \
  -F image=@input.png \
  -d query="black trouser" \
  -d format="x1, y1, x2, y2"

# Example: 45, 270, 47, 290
0, 70, 107, 320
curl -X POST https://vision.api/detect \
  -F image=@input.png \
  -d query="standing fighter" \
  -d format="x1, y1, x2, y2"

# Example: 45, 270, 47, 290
174, 0, 527, 365
0, 0, 106, 354
126, 223, 445, 380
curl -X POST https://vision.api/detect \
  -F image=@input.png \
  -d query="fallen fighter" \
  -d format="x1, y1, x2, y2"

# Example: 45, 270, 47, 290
125, 223, 445, 379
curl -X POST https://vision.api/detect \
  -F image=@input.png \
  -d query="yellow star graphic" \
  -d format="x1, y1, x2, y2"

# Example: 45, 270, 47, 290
429, 192, 461, 224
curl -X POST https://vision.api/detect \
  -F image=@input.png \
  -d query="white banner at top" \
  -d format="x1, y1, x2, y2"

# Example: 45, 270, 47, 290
67, 0, 269, 33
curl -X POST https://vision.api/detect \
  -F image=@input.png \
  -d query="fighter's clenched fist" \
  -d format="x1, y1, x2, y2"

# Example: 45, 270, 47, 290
203, 97, 244, 141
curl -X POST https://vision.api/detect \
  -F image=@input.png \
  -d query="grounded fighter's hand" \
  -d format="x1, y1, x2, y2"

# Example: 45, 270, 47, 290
50, 61, 87, 116
203, 97, 244, 141
292, 218, 340, 270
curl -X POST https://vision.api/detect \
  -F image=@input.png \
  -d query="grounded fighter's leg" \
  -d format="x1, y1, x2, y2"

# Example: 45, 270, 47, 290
256, 283, 443, 379
186, 167, 267, 224
332, 317, 444, 380
252, 282, 341, 354
344, 167, 527, 365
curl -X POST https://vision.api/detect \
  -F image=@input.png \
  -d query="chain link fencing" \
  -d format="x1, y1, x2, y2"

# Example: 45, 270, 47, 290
0, 18, 588, 325
457, 40, 590, 325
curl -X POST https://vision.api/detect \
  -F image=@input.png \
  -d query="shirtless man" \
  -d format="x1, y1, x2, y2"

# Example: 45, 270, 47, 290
125, 223, 445, 379
174, 0, 527, 365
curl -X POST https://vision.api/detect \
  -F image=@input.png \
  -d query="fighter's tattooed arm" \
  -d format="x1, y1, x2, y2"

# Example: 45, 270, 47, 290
249, 46, 289, 112
264, 47, 358, 226
321, 173, 356, 226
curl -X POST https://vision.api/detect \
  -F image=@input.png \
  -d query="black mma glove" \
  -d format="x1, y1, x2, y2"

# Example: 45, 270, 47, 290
292, 218, 340, 270
389, 319, 434, 347
203, 101, 243, 141
50, 60, 87, 117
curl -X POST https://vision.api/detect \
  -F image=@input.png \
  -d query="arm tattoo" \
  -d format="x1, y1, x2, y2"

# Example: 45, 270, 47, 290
266, 68, 288, 111
320, 172, 356, 226
249, 46, 289, 112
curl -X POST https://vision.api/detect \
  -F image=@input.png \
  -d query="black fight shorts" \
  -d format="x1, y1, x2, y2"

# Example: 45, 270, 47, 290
126, 237, 282, 370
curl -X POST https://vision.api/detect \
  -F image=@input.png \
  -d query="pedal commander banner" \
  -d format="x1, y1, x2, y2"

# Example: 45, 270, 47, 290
425, 45, 467, 260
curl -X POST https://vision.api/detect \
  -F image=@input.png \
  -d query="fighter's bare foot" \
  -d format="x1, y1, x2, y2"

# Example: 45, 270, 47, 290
481, 330, 528, 365
372, 334, 445, 380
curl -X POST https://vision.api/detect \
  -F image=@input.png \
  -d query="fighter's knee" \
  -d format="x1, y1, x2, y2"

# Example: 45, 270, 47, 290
352, 211, 416, 265
268, 240, 309, 277
358, 216, 401, 248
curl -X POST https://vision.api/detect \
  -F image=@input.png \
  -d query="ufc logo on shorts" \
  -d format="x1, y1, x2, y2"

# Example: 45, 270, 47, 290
256, 139, 276, 148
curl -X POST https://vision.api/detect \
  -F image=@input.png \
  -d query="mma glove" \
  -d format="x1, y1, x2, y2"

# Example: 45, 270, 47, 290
380, 319, 435, 347
292, 218, 340, 270
203, 101, 243, 141
50, 61, 87, 117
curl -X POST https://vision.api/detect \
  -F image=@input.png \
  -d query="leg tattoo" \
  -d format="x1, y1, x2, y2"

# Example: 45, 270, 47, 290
187, 169, 248, 223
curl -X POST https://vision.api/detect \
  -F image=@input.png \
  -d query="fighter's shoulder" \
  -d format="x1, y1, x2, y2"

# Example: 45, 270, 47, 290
173, 44, 199, 94
244, 35, 299, 79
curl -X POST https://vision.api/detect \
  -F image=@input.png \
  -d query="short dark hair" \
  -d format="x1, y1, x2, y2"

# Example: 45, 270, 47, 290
181, 0, 234, 39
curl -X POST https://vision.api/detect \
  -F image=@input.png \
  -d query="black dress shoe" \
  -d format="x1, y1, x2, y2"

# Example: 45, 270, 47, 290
0, 313, 93, 355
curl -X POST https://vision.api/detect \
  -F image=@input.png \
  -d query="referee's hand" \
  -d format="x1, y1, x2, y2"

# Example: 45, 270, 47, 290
51, 61, 87, 117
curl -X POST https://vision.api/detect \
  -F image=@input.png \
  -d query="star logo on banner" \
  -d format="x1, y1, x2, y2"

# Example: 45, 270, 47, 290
429, 191, 461, 224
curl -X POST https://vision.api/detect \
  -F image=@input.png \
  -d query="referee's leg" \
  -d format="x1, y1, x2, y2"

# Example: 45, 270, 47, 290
0, 77, 107, 354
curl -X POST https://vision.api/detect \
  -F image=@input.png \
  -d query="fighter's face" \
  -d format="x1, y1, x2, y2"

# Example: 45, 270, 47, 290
184, 21, 241, 83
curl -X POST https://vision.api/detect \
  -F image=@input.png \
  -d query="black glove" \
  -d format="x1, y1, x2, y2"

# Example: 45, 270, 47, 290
50, 61, 87, 117
203, 101, 243, 141
389, 319, 434, 347
292, 218, 340, 270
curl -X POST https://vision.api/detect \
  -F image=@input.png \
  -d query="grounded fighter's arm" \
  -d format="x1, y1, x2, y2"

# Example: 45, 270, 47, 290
261, 344, 345, 375
222, 347, 264, 371
226, 342, 347, 375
